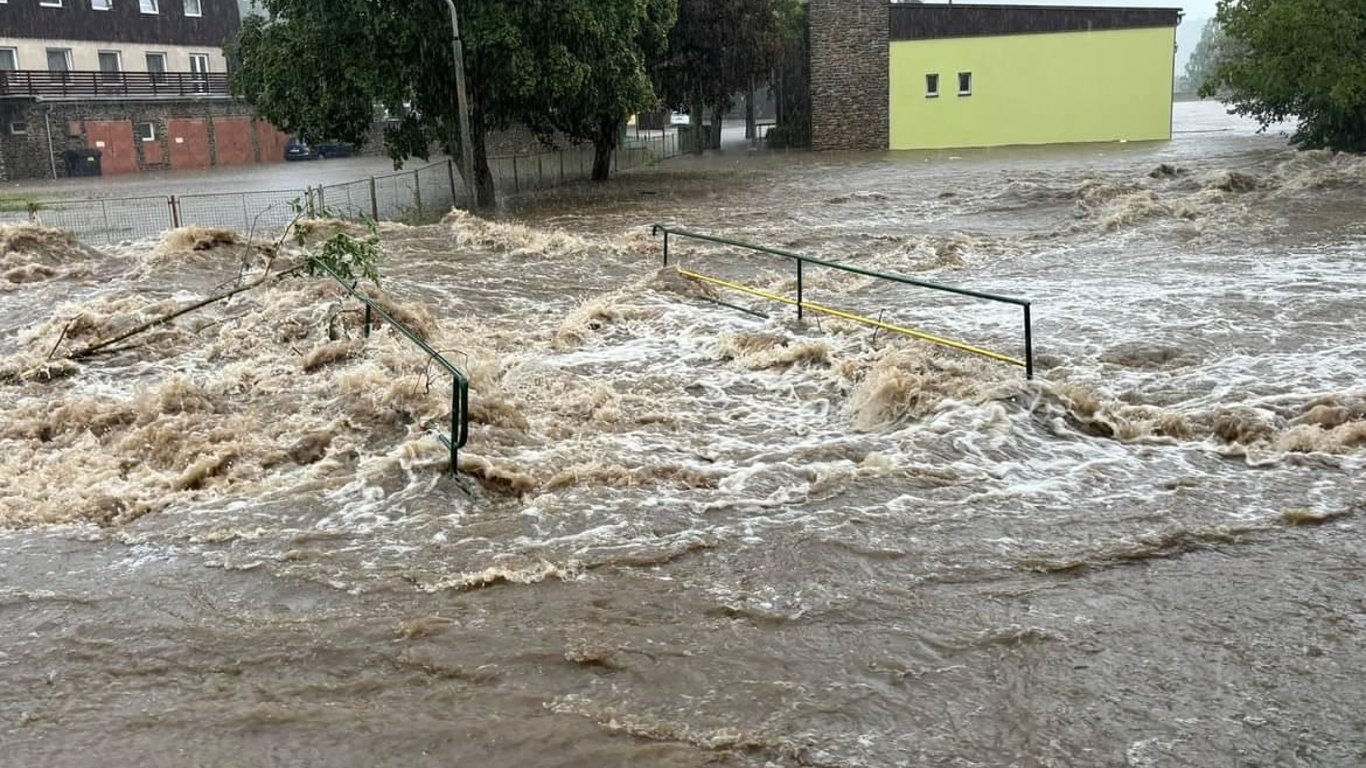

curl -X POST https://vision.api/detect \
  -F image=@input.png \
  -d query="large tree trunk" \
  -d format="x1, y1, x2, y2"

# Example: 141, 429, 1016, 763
745, 77, 756, 140
691, 91, 704, 155
469, 118, 496, 210
591, 116, 618, 182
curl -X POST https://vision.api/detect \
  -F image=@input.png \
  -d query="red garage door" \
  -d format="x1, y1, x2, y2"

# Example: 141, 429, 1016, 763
85, 121, 138, 176
168, 118, 212, 170
214, 117, 255, 166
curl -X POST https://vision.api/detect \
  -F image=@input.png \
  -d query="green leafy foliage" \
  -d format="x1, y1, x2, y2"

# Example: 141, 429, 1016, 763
1205, 0, 1366, 151
286, 197, 384, 286
231, 0, 678, 204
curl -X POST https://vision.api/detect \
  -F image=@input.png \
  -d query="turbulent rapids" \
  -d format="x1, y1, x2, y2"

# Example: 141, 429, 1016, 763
2, 104, 1364, 767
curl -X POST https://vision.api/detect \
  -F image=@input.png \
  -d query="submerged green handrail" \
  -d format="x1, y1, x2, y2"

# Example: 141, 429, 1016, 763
311, 261, 469, 475
652, 225, 1035, 379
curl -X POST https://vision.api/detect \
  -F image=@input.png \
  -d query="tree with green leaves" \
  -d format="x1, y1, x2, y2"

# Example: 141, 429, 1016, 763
232, 0, 675, 209
1181, 18, 1226, 95
652, 0, 786, 153
516, 0, 676, 181
1203, 0, 1366, 152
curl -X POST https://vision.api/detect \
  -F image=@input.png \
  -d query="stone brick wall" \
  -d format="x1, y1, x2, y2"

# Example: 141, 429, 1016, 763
0, 99, 284, 181
809, 0, 889, 151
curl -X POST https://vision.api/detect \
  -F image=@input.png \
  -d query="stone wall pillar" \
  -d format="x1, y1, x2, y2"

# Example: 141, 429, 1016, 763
809, 0, 890, 151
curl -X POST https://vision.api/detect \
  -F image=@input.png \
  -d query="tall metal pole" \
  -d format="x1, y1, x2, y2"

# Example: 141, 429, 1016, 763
444, 0, 478, 209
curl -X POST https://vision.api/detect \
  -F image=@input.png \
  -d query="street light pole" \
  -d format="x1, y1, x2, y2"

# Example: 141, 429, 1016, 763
444, 0, 478, 209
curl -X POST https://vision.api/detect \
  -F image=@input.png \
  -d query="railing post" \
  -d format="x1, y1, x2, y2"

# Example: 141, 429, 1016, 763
1024, 303, 1034, 381
364, 304, 372, 339
369, 176, 379, 220
662, 230, 669, 267
796, 259, 804, 320
456, 385, 467, 475
512, 155, 520, 193
559, 151, 565, 183
446, 159, 457, 207
168, 195, 181, 228
414, 170, 423, 219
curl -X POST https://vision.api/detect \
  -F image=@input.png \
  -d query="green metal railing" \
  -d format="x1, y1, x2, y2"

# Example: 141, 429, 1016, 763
652, 225, 1035, 379
312, 261, 470, 475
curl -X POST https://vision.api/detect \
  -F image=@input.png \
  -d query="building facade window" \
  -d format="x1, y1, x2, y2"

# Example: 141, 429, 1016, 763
137, 122, 156, 142
958, 72, 973, 96
46, 49, 72, 72
98, 51, 122, 73
140, 0, 159, 13
925, 73, 939, 98
184, 0, 202, 17
189, 52, 209, 92
91, 0, 113, 9
0, 49, 17, 71
10, 122, 29, 135
146, 52, 168, 81
40, 1, 64, 8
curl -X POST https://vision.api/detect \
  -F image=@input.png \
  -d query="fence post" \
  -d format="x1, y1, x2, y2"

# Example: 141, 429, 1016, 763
559, 152, 565, 183
796, 260, 804, 320
446, 159, 458, 207
512, 155, 520, 193
241, 194, 249, 233
305, 187, 316, 219
316, 185, 327, 213
369, 177, 379, 220
1024, 304, 1034, 381
168, 195, 181, 228
100, 199, 112, 245
537, 153, 544, 188
414, 170, 423, 220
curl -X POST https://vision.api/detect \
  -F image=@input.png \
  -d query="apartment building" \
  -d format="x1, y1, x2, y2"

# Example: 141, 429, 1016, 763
0, 0, 294, 181
0, 0, 237, 76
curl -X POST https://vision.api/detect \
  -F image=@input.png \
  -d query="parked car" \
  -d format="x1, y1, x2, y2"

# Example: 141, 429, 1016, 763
284, 138, 319, 161
317, 142, 356, 159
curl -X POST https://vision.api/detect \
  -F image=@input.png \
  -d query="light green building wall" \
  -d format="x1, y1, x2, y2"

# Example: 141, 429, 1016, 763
889, 27, 1176, 150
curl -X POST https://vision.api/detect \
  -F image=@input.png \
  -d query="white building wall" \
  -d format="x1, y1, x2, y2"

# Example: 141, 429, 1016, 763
0, 38, 228, 72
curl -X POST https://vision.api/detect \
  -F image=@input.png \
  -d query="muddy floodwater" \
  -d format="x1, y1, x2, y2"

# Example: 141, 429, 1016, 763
1, 102, 1363, 767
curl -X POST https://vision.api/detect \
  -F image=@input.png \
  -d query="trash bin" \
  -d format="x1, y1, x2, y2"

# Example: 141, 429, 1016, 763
64, 149, 102, 178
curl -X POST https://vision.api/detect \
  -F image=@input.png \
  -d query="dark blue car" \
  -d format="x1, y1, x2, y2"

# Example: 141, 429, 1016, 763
284, 138, 319, 161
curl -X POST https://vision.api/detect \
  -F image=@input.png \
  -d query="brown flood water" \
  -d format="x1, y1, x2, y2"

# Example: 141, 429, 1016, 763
1, 102, 1364, 767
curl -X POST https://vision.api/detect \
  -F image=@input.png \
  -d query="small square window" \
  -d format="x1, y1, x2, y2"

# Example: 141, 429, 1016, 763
40, 1, 64, 8
136, 122, 156, 142
10, 122, 29, 135
958, 72, 973, 97
925, 73, 939, 98
140, 0, 159, 13
184, 0, 202, 16
91, 0, 113, 10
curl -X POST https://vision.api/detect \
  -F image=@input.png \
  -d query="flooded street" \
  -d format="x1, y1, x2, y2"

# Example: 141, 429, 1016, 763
2, 102, 1364, 766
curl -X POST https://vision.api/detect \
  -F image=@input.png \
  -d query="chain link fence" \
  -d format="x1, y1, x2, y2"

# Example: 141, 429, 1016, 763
3, 131, 683, 245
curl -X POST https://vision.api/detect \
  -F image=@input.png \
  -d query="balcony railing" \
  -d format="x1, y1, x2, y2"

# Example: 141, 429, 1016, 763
0, 70, 231, 100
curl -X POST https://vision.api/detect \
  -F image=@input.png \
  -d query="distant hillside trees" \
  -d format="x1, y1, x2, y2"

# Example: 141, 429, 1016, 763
1180, 18, 1226, 95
